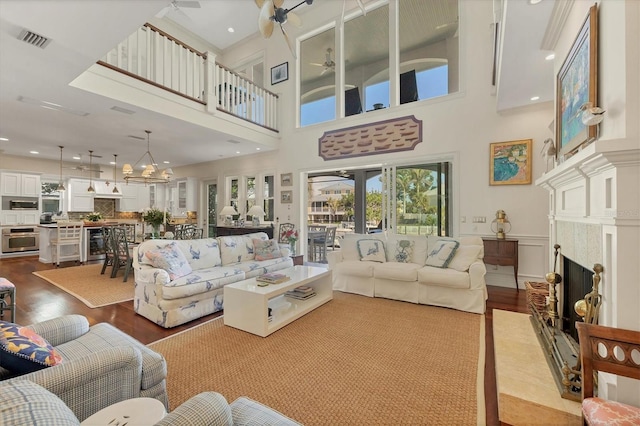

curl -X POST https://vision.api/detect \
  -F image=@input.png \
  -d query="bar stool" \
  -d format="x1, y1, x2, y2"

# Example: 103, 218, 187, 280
0, 278, 16, 323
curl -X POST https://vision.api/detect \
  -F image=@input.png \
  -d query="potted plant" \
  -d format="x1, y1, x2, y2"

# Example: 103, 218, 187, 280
142, 208, 171, 238
85, 212, 103, 223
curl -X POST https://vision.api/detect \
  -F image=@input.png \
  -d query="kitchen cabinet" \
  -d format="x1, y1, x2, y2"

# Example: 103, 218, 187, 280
117, 183, 150, 212
66, 179, 94, 212
149, 184, 167, 209
172, 178, 197, 216
1, 172, 41, 197
1, 210, 39, 225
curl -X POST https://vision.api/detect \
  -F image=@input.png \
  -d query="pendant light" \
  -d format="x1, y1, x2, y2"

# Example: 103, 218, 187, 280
123, 130, 172, 184
112, 154, 119, 194
57, 146, 66, 191
87, 150, 95, 193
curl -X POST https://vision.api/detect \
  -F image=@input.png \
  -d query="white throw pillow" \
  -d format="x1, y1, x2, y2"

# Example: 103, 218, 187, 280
425, 240, 459, 268
448, 245, 482, 272
391, 239, 415, 263
357, 239, 387, 262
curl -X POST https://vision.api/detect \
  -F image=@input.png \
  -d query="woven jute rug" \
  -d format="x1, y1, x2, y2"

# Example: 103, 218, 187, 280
33, 264, 133, 308
150, 292, 485, 425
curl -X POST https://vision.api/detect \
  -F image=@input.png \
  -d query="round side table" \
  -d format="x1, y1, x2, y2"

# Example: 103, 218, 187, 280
80, 397, 166, 425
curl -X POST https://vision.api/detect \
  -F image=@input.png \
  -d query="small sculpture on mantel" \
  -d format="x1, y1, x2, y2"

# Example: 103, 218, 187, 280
541, 138, 556, 173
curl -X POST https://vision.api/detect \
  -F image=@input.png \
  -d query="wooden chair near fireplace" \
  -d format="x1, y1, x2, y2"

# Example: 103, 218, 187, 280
576, 321, 640, 425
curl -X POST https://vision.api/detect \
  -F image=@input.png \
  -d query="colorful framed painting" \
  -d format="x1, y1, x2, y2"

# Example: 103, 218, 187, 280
281, 190, 292, 204
490, 139, 532, 185
556, 4, 598, 159
271, 62, 288, 85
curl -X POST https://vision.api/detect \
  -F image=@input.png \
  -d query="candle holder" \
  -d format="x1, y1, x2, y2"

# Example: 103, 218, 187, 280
490, 209, 511, 239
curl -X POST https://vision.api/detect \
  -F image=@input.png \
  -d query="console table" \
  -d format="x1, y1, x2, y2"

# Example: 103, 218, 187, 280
216, 225, 274, 239
482, 237, 519, 290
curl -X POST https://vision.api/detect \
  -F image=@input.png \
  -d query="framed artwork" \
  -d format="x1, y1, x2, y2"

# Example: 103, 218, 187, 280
556, 4, 598, 159
489, 139, 532, 185
281, 173, 292, 186
281, 190, 292, 204
271, 62, 288, 85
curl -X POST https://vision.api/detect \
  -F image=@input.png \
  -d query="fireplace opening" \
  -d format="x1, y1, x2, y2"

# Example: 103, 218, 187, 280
562, 256, 594, 341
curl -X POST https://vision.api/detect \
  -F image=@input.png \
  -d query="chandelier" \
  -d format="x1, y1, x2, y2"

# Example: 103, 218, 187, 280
122, 130, 173, 184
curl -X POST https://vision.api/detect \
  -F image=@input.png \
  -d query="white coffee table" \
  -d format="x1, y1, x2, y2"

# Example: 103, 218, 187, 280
80, 397, 166, 425
224, 265, 332, 337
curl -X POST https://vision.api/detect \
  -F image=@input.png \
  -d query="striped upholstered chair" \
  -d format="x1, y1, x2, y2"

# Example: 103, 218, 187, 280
0, 380, 302, 425
0, 315, 167, 421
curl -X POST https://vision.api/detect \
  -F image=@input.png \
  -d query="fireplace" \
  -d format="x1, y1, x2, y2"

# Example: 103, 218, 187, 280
561, 256, 594, 341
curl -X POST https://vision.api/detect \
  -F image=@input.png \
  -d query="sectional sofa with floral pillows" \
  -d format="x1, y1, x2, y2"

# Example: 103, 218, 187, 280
327, 233, 487, 314
133, 232, 293, 327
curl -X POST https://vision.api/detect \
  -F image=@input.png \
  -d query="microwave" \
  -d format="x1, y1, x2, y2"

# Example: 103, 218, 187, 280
9, 199, 39, 210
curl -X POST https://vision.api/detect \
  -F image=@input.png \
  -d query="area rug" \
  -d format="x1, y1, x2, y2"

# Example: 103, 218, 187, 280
149, 292, 485, 425
33, 264, 134, 308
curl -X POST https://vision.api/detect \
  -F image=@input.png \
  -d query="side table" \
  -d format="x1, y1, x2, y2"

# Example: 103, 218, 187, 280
80, 397, 166, 425
291, 254, 304, 266
482, 237, 519, 290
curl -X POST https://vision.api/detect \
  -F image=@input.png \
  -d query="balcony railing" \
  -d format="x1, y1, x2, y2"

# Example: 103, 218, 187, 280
98, 23, 279, 132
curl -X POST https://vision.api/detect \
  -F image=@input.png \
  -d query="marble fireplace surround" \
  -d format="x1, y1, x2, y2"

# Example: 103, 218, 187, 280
536, 138, 640, 406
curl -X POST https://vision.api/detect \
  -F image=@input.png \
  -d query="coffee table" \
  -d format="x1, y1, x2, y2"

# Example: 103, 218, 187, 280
224, 265, 332, 337
80, 397, 166, 425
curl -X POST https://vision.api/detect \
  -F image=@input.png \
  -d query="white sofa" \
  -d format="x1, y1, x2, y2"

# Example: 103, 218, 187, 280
133, 232, 293, 328
327, 233, 487, 314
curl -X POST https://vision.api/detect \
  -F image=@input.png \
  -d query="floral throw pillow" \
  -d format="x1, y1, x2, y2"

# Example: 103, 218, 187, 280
357, 239, 386, 263
0, 321, 63, 374
145, 241, 193, 280
253, 239, 283, 261
425, 240, 459, 268
393, 239, 415, 263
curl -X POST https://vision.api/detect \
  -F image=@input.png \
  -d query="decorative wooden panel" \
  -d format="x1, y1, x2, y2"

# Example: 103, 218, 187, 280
318, 115, 422, 161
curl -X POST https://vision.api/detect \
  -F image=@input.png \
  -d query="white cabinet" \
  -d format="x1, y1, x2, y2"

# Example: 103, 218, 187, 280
117, 183, 150, 212
149, 184, 167, 209
66, 179, 94, 212
172, 178, 198, 216
1, 210, 39, 225
1, 172, 41, 196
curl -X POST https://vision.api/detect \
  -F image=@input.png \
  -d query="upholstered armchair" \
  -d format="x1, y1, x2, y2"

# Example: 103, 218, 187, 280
577, 322, 640, 425
0, 315, 167, 421
1, 380, 301, 425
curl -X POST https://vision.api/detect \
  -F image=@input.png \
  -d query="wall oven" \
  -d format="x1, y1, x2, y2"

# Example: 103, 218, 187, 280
1, 227, 39, 253
9, 199, 39, 210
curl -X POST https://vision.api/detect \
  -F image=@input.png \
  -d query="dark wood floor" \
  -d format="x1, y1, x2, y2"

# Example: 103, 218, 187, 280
0, 254, 528, 425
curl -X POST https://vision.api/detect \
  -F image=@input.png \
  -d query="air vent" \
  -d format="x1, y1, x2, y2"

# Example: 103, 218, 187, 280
128, 135, 146, 140
227, 139, 241, 144
111, 106, 135, 115
18, 29, 51, 49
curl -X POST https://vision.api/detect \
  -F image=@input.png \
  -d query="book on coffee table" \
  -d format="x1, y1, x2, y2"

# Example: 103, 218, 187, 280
285, 289, 317, 300
256, 273, 290, 284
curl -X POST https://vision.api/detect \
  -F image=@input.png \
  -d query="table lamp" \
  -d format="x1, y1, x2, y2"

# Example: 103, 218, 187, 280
220, 205, 237, 226
247, 205, 266, 226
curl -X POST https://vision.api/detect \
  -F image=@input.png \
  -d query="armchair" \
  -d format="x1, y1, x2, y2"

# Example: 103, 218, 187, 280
576, 321, 640, 425
0, 315, 167, 421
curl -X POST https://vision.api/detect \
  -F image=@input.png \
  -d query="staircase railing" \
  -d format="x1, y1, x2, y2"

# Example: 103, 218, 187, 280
98, 23, 279, 132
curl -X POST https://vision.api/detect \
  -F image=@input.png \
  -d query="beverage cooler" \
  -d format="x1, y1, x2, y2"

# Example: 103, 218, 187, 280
86, 228, 105, 261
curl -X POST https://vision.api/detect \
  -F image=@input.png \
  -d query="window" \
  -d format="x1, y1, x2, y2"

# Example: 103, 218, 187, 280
300, 28, 335, 126
230, 178, 239, 215
263, 175, 274, 221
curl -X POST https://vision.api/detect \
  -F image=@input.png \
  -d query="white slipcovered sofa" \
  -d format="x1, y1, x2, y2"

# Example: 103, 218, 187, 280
327, 233, 487, 314
133, 232, 293, 328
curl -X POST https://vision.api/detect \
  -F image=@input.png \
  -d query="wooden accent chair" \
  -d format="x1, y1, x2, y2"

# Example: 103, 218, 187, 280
576, 321, 640, 425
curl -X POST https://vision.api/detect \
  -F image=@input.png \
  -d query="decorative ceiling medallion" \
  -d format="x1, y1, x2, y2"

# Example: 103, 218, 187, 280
318, 115, 422, 161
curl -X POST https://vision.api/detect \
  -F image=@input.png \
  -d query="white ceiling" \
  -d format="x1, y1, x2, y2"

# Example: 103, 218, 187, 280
0, 0, 558, 170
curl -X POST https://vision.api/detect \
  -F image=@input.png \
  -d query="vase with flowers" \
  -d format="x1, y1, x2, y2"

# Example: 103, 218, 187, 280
142, 208, 171, 238
283, 228, 299, 255
85, 212, 103, 225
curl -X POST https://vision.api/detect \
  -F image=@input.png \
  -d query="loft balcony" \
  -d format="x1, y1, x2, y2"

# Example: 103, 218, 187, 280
71, 23, 280, 144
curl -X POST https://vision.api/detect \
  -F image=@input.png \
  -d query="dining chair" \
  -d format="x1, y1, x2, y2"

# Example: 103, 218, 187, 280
311, 226, 336, 263
121, 223, 136, 243
111, 227, 134, 282
307, 225, 326, 262
50, 221, 84, 267
576, 321, 640, 425
100, 226, 117, 276
180, 224, 197, 240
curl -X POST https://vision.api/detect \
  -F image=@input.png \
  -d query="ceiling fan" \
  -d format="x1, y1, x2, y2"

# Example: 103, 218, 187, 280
64, 151, 103, 173
158, 0, 201, 20
310, 48, 335, 75
256, 0, 314, 59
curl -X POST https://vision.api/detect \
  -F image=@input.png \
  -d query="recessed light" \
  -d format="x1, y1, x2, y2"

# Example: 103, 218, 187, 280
228, 27, 235, 33
236, 151, 240, 154
0, 137, 8, 141
163, 161, 170, 164
73, 156, 81, 160
256, 147, 261, 151
30, 150, 39, 154
109, 161, 116, 165
545, 53, 555, 61
529, 0, 543, 4
530, 96, 540, 101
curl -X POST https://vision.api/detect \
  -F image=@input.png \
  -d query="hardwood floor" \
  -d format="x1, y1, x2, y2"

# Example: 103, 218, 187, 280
1, 255, 528, 425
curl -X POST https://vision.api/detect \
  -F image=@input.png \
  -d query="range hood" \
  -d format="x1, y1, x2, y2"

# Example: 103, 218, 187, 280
93, 181, 122, 198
